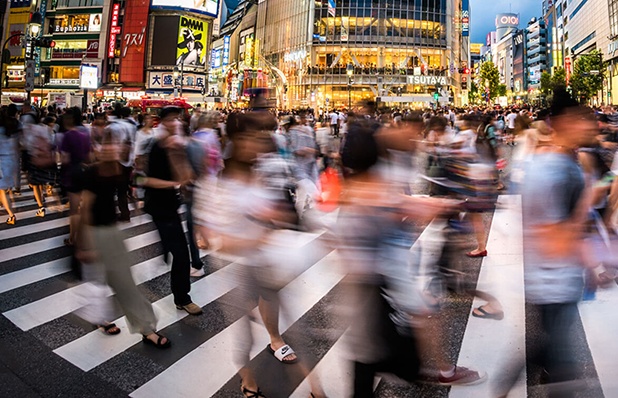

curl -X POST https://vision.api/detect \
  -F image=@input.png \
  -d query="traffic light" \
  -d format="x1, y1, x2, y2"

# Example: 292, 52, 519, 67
461, 76, 467, 90
32, 37, 55, 48
433, 91, 439, 101
463, 68, 470, 75
200, 86, 206, 96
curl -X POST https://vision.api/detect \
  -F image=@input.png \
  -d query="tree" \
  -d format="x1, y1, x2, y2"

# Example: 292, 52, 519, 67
497, 84, 507, 96
479, 61, 500, 100
468, 80, 480, 104
540, 71, 552, 95
569, 49, 605, 103
551, 67, 567, 89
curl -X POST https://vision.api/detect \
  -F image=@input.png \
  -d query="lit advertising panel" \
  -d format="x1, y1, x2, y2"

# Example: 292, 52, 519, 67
151, 0, 219, 18
119, 0, 150, 83
176, 16, 208, 67
80, 64, 99, 89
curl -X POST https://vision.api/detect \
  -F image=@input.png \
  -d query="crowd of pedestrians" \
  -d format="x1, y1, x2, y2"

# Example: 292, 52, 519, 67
1, 90, 618, 397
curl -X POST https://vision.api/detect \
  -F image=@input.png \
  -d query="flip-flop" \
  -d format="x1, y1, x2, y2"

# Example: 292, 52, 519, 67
97, 323, 121, 335
266, 344, 298, 364
472, 306, 504, 320
142, 334, 171, 349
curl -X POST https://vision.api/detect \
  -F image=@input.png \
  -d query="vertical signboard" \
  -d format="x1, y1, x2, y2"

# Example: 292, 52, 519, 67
108, 3, 121, 58
223, 35, 230, 66
150, 16, 179, 66
34, 0, 48, 76
461, 0, 469, 37
24, 60, 34, 91
119, 0, 150, 83
176, 16, 208, 67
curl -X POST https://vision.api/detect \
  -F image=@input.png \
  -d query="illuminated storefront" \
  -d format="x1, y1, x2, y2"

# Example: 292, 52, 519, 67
254, 0, 464, 109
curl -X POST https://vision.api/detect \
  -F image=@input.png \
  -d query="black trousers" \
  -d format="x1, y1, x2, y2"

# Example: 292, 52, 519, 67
117, 165, 132, 221
152, 213, 192, 306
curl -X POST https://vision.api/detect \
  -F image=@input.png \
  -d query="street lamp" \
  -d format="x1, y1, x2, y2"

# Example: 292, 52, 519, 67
346, 63, 353, 109
29, 12, 42, 36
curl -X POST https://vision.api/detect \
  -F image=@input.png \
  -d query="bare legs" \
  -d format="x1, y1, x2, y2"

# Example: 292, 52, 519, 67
1, 189, 15, 223
467, 212, 487, 255
67, 192, 81, 245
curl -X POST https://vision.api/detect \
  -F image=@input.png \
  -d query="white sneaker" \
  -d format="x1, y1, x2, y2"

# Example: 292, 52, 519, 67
190, 268, 206, 277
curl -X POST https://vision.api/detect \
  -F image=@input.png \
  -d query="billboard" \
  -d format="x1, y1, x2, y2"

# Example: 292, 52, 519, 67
80, 65, 98, 89
119, 0, 150, 83
151, 16, 179, 66
151, 0, 219, 18
176, 16, 208, 67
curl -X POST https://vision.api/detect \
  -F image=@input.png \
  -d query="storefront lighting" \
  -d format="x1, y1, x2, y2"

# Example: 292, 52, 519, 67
173, 66, 180, 79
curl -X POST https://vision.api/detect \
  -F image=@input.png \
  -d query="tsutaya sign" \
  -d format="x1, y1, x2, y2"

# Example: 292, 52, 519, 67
407, 75, 448, 85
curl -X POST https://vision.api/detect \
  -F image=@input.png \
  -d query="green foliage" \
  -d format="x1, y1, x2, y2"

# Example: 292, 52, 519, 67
540, 71, 552, 95
551, 67, 567, 89
468, 80, 480, 104
497, 84, 507, 96
569, 50, 605, 103
479, 61, 500, 99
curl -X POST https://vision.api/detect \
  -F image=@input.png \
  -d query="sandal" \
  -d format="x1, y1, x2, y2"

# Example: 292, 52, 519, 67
6, 215, 16, 225
267, 343, 298, 364
142, 333, 171, 349
96, 323, 121, 335
472, 305, 504, 320
241, 385, 266, 398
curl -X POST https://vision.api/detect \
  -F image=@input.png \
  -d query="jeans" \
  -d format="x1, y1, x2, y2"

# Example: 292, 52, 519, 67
152, 213, 192, 306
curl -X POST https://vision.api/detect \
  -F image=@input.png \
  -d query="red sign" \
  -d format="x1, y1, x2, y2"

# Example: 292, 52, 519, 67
86, 40, 99, 58
108, 3, 120, 58
565, 57, 572, 85
118, 0, 150, 83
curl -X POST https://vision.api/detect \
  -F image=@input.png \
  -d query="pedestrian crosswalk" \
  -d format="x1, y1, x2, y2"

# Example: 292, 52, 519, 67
1, 186, 618, 398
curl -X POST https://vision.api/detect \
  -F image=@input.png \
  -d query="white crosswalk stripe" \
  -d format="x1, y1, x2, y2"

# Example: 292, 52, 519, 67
1, 190, 618, 398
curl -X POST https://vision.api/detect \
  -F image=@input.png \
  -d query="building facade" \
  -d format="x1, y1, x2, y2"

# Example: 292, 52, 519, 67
243, 0, 468, 109
525, 17, 548, 90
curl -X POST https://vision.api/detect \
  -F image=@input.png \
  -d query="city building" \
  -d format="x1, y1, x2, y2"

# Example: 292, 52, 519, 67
564, 0, 611, 104
142, 0, 219, 103
492, 13, 526, 97
525, 17, 548, 91
235, 0, 471, 109
605, 0, 618, 101
38, 0, 111, 105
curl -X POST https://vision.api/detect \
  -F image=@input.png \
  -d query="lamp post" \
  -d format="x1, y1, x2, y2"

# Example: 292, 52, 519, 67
173, 63, 184, 97
346, 63, 353, 109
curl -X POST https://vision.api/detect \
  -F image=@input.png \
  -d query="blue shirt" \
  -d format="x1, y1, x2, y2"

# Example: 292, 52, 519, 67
521, 152, 585, 304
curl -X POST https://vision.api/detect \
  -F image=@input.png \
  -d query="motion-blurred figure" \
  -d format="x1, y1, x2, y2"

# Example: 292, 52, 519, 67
494, 89, 599, 398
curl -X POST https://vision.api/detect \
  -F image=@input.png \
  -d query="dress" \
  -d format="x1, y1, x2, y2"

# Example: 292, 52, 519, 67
0, 128, 18, 190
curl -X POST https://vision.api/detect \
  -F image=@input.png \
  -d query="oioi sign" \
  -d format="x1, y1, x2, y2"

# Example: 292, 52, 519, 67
496, 13, 519, 28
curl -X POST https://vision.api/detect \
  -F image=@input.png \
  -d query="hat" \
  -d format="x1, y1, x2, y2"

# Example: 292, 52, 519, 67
159, 106, 181, 120
280, 115, 295, 126
178, 29, 202, 49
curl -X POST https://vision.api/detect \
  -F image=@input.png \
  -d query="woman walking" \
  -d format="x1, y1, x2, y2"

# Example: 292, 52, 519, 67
0, 107, 19, 225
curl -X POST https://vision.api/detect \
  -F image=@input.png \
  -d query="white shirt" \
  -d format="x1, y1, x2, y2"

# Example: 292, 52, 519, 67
330, 112, 339, 125
505, 113, 517, 129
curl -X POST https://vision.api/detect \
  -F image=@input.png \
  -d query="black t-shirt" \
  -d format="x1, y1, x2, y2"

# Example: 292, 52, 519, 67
144, 141, 181, 219
83, 164, 123, 226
